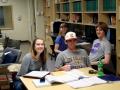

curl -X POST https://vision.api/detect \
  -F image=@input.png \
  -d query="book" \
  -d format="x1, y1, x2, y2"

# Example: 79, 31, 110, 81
99, 74, 120, 82
23, 71, 50, 79
45, 69, 89, 84
67, 76, 107, 88
32, 79, 51, 87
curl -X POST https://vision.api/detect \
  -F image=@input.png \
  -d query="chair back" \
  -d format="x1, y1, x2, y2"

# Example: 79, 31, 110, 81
1, 47, 22, 64
3, 37, 21, 49
50, 45, 57, 60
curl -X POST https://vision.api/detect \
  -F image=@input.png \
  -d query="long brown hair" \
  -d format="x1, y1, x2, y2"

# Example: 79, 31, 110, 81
58, 23, 68, 35
31, 38, 46, 67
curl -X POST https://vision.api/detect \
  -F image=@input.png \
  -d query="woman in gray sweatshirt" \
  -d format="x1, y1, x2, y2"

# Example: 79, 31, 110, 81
14, 38, 47, 90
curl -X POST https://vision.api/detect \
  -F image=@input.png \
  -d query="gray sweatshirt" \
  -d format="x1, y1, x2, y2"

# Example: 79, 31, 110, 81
17, 53, 47, 76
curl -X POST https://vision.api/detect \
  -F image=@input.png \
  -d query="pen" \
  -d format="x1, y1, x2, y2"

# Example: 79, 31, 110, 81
78, 76, 85, 79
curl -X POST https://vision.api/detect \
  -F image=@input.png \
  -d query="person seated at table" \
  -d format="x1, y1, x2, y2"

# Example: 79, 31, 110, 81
54, 31, 90, 71
54, 23, 68, 54
89, 22, 111, 70
14, 38, 47, 90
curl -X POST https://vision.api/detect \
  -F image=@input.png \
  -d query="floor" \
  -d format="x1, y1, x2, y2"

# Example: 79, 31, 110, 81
20, 41, 55, 71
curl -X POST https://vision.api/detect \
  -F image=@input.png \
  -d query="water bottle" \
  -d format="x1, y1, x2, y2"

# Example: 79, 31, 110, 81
97, 58, 104, 77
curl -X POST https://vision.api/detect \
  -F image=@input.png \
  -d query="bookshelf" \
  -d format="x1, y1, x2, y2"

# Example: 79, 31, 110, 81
52, 0, 118, 75
54, 0, 116, 43
54, 0, 116, 27
43, 0, 55, 34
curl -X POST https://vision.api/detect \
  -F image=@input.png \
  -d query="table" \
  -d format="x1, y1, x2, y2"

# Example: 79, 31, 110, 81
20, 67, 120, 90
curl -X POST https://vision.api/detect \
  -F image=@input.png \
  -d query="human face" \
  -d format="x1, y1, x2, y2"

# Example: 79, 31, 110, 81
35, 39, 44, 54
60, 27, 67, 35
96, 27, 105, 39
66, 39, 77, 50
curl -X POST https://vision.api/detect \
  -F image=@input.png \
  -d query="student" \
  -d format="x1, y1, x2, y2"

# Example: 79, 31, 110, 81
14, 38, 47, 90
54, 23, 68, 54
89, 22, 111, 69
55, 32, 90, 71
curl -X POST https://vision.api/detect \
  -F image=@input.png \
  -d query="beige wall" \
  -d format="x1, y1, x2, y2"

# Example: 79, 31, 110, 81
35, 0, 45, 40
0, 0, 45, 41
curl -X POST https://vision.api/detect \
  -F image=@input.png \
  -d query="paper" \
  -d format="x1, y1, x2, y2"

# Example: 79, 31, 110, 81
45, 74, 78, 84
65, 69, 89, 78
67, 76, 107, 88
23, 71, 50, 79
45, 69, 89, 84
33, 79, 51, 87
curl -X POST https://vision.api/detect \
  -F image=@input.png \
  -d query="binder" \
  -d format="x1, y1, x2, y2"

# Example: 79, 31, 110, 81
99, 74, 120, 82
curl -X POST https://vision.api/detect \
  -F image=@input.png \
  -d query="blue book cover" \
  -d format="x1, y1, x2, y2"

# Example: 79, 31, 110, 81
99, 74, 120, 82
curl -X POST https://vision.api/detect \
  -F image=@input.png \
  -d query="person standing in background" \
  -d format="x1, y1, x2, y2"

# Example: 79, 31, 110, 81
89, 22, 111, 70
54, 23, 68, 54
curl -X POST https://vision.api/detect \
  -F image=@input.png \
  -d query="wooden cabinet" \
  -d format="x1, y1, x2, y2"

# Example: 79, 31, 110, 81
116, 0, 120, 76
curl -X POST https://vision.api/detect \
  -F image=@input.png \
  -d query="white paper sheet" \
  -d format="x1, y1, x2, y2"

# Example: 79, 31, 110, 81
67, 76, 107, 88
33, 79, 51, 87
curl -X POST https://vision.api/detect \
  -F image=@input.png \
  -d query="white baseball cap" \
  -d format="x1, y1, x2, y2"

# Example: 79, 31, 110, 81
65, 32, 77, 41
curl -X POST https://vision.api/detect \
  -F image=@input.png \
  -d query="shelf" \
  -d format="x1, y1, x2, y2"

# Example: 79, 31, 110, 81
50, 0, 120, 79
100, 11, 116, 13
99, 13, 116, 26
108, 25, 116, 29
54, 0, 117, 29
118, 55, 120, 59
117, 37, 120, 41
83, 13, 98, 24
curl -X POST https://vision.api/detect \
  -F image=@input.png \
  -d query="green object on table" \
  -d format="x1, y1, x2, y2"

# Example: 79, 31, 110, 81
97, 58, 104, 77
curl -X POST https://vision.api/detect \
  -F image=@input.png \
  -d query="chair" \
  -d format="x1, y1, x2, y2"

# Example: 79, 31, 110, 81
3, 37, 21, 49
49, 45, 57, 60
0, 47, 22, 66
0, 67, 10, 90
0, 47, 22, 89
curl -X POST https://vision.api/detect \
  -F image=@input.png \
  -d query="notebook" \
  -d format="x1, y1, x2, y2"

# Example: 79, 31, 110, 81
23, 71, 50, 79
99, 74, 120, 82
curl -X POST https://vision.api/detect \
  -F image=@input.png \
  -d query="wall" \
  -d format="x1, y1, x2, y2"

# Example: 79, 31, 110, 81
0, 0, 45, 41
35, 0, 45, 40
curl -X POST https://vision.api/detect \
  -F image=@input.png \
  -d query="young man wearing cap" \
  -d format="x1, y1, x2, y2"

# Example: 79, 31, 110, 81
54, 31, 90, 71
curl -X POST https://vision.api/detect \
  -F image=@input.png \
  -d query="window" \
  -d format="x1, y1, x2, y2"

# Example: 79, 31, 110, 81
0, 6, 13, 29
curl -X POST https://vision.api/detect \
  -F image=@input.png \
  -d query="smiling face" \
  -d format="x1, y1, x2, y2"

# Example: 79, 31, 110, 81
34, 39, 44, 54
66, 39, 77, 51
96, 27, 105, 39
